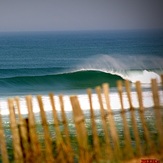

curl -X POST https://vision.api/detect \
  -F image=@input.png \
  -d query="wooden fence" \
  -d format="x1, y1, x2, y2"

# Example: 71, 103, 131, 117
0, 77, 163, 163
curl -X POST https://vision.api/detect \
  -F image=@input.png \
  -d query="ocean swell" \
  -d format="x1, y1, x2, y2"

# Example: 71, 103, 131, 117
0, 70, 123, 93
0, 68, 161, 95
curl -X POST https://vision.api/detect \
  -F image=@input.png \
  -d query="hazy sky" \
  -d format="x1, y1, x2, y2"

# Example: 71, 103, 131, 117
0, 0, 163, 32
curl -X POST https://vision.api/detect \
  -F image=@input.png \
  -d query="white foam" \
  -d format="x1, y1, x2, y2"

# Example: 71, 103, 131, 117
124, 70, 161, 84
76, 54, 163, 84
1, 90, 162, 115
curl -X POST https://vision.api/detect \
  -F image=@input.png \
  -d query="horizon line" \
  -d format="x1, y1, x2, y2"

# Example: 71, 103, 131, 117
0, 28, 163, 33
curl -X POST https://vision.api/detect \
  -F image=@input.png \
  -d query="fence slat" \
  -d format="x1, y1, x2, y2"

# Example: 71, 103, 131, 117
161, 74, 163, 87
49, 93, 68, 162
26, 95, 42, 163
37, 95, 55, 162
151, 79, 163, 150
15, 97, 32, 162
117, 80, 134, 159
59, 95, 71, 147
8, 99, 24, 163
125, 80, 142, 156
135, 81, 155, 154
102, 83, 121, 159
95, 86, 112, 159
0, 109, 9, 163
87, 88, 101, 161
15, 97, 23, 121
70, 96, 91, 163
59, 95, 74, 162
49, 93, 62, 143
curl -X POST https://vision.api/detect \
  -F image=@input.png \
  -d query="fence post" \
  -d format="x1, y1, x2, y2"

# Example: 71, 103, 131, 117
135, 81, 155, 154
49, 93, 62, 143
15, 97, 23, 121
0, 109, 9, 163
151, 79, 163, 151
59, 94, 74, 162
15, 97, 32, 162
26, 95, 42, 163
87, 88, 101, 161
59, 95, 72, 148
125, 80, 142, 156
161, 74, 163, 87
37, 95, 55, 162
102, 83, 121, 159
8, 99, 24, 163
70, 96, 91, 163
95, 86, 112, 160
49, 93, 67, 162
117, 80, 134, 159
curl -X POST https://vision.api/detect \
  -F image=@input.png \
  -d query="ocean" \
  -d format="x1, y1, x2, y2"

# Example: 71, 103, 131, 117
0, 30, 163, 115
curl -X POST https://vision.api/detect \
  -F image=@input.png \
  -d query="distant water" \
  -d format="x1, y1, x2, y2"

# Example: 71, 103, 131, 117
0, 30, 163, 114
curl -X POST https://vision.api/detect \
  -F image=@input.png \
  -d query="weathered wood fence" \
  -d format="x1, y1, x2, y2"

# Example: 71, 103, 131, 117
0, 77, 163, 163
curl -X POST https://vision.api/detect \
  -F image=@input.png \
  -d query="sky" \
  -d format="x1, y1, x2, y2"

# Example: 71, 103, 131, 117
0, 0, 163, 32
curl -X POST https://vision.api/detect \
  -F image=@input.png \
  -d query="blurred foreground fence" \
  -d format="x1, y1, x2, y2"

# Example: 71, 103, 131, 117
0, 77, 163, 163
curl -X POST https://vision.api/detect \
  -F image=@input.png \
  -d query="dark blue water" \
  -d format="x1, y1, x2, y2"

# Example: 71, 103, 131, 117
0, 30, 163, 96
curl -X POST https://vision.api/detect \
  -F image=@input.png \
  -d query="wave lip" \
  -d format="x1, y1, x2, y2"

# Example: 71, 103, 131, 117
69, 68, 161, 84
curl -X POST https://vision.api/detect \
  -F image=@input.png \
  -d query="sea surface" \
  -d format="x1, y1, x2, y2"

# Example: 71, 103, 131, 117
0, 30, 163, 114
